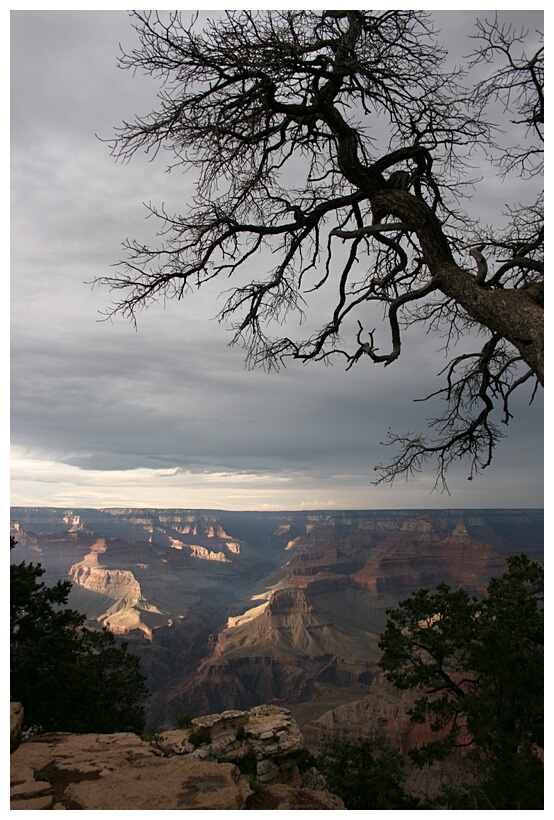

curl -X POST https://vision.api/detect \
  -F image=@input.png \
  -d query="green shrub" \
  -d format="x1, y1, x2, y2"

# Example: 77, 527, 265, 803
177, 712, 193, 729
379, 554, 544, 810
188, 725, 212, 748
10, 541, 148, 734
316, 735, 420, 810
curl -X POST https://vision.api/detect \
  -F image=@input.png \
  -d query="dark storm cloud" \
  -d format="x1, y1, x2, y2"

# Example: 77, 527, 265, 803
10, 9, 544, 509
10, 303, 416, 474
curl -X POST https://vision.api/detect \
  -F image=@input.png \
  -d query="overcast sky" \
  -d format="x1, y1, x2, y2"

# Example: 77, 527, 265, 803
10, 6, 544, 511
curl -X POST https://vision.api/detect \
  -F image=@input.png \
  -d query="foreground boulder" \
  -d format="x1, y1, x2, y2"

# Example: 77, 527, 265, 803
10, 731, 250, 810
10, 705, 344, 810
158, 704, 304, 785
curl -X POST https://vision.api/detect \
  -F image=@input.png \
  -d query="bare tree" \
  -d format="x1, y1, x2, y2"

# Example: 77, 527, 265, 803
97, 10, 543, 490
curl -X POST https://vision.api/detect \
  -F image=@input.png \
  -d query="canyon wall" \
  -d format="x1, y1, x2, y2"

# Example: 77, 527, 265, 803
10, 507, 543, 729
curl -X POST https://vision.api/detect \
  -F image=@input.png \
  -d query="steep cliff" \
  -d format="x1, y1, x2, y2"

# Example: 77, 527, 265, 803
351, 517, 507, 596
161, 583, 381, 719
68, 540, 166, 639
10, 507, 543, 730
160, 514, 524, 723
302, 674, 474, 798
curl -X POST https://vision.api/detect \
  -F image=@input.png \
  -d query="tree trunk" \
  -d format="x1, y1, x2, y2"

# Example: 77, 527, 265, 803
371, 189, 544, 383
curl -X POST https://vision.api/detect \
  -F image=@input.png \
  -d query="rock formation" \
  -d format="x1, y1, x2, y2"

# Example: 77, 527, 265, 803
10, 506, 543, 729
10, 703, 344, 810
157, 704, 304, 785
68, 541, 166, 639
302, 675, 474, 798
350, 517, 507, 597
188, 544, 231, 562
303, 675, 433, 751
10, 730, 253, 810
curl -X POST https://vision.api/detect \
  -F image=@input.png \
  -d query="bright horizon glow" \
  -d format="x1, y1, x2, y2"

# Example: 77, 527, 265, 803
10, 446, 544, 512
10, 10, 544, 515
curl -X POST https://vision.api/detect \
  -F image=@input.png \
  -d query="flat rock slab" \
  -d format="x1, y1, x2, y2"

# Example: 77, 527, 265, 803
10, 719, 343, 810
64, 757, 252, 810
10, 794, 55, 810
10, 732, 252, 810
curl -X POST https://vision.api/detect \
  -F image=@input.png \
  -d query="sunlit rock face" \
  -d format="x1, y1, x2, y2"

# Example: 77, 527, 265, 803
69, 548, 165, 640
10, 507, 543, 729
158, 513, 233, 540
70, 559, 141, 600
189, 544, 231, 562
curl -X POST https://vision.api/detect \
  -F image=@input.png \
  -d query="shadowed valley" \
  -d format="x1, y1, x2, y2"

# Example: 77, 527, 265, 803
10, 507, 543, 734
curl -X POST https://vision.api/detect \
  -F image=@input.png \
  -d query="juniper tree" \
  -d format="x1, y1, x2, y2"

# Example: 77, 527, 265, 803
10, 539, 148, 734
378, 554, 543, 809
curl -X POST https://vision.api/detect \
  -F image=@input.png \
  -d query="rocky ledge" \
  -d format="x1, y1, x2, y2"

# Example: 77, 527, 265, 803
10, 703, 344, 810
157, 704, 304, 785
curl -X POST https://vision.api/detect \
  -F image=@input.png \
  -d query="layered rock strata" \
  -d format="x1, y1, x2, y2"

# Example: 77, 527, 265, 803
302, 675, 474, 798
10, 703, 344, 810
68, 542, 166, 639
10, 507, 542, 729
158, 704, 304, 785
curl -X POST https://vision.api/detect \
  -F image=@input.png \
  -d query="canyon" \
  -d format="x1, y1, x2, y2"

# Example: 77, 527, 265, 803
11, 507, 543, 740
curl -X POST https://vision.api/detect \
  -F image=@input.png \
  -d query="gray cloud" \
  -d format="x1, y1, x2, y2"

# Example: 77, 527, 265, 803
10, 10, 543, 510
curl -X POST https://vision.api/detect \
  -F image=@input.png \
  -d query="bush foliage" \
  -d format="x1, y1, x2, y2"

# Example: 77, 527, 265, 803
10, 538, 148, 734
379, 554, 543, 809
316, 735, 421, 809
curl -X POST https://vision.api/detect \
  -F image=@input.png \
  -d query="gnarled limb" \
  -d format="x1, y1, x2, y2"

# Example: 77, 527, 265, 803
96, 9, 543, 488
